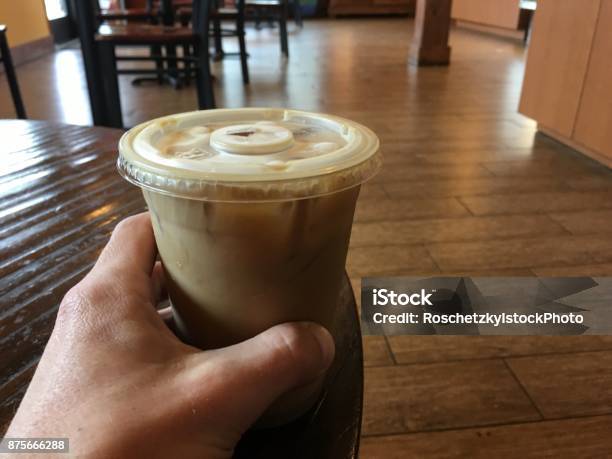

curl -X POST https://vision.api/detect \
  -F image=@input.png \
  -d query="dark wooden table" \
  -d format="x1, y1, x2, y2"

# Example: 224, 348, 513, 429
0, 120, 363, 457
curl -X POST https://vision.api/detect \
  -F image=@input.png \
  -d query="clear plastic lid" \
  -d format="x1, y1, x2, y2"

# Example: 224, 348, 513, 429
117, 108, 381, 202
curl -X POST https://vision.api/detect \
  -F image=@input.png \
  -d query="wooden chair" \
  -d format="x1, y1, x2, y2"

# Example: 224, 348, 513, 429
75, 0, 214, 128
245, 0, 289, 57
0, 25, 26, 119
95, 0, 170, 86
177, 0, 249, 84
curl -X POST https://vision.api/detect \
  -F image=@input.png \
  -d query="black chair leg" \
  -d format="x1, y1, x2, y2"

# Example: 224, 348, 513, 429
237, 28, 249, 84
194, 42, 215, 109
293, 0, 303, 28
98, 43, 123, 128
182, 44, 192, 85
0, 31, 26, 119
165, 44, 182, 88
213, 17, 224, 60
151, 45, 164, 84
279, 1, 289, 58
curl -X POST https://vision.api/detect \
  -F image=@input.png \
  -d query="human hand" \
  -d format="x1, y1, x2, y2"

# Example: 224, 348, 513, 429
5, 213, 335, 458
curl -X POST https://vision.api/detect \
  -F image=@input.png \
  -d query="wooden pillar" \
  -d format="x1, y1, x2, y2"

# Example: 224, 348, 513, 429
410, 0, 452, 66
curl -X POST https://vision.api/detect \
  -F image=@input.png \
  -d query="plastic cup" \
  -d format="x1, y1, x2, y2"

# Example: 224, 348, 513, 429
118, 108, 381, 425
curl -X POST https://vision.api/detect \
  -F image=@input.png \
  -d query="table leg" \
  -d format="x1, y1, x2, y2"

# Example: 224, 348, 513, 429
160, 0, 182, 87
99, 43, 124, 129
74, 0, 115, 127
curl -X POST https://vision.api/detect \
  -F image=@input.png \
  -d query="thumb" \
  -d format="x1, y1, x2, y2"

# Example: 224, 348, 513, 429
192, 322, 335, 432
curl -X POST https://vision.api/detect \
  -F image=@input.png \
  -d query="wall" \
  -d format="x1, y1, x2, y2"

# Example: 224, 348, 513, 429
0, 0, 51, 47
519, 0, 612, 167
451, 0, 521, 30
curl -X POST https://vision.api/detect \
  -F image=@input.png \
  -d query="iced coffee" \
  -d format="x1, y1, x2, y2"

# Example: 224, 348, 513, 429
118, 108, 380, 423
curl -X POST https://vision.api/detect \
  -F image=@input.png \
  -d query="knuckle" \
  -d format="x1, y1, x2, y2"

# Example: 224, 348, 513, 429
57, 286, 91, 324
58, 280, 115, 322
113, 215, 138, 236
57, 281, 129, 340
266, 323, 314, 368
82, 280, 113, 305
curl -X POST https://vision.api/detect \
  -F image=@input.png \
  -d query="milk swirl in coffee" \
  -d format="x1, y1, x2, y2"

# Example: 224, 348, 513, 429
118, 108, 381, 425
